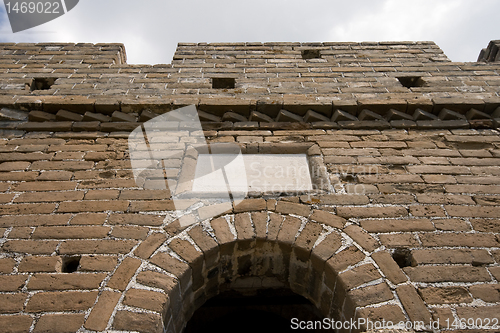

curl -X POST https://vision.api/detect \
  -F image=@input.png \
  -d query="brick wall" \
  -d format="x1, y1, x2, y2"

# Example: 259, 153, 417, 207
0, 41, 498, 118
0, 42, 499, 333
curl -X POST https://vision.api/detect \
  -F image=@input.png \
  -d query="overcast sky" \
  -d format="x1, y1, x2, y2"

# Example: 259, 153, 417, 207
0, 0, 498, 65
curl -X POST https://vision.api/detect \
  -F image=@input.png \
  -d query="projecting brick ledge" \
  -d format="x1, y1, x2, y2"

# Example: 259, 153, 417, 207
1, 105, 500, 133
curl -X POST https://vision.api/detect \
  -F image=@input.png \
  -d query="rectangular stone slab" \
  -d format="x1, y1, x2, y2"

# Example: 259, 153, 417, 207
193, 153, 313, 195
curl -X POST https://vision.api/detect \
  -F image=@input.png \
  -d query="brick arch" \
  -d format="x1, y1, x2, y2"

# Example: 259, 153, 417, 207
103, 211, 414, 333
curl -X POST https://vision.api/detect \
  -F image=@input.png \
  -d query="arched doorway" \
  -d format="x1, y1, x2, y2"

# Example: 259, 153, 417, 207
109, 212, 412, 333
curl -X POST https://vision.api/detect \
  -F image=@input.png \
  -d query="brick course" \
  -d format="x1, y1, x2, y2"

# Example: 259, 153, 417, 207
26, 291, 98, 312
113, 311, 163, 333
33, 313, 85, 333
27, 273, 105, 290
107, 257, 141, 291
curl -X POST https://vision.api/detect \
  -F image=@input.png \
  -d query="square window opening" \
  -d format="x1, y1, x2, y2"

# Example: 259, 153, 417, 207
301, 49, 321, 60
212, 78, 235, 89
397, 76, 424, 88
30, 77, 56, 91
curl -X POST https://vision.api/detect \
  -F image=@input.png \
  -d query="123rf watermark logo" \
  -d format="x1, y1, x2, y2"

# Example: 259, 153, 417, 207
3, 0, 79, 32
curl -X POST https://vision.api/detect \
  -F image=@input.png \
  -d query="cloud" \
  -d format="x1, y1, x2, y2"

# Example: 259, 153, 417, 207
328, 0, 500, 62
0, 0, 498, 64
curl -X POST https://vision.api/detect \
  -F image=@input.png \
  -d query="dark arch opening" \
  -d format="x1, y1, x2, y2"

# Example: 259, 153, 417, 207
151, 220, 374, 333
184, 288, 325, 333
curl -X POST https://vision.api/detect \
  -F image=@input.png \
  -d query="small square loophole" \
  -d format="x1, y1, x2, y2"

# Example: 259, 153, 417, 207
61, 256, 81, 273
392, 248, 412, 268
397, 76, 424, 88
212, 78, 235, 89
301, 49, 321, 60
30, 77, 56, 91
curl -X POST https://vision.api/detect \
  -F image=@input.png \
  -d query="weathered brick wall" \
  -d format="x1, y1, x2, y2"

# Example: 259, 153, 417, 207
0, 42, 499, 333
1, 126, 500, 332
0, 42, 499, 118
